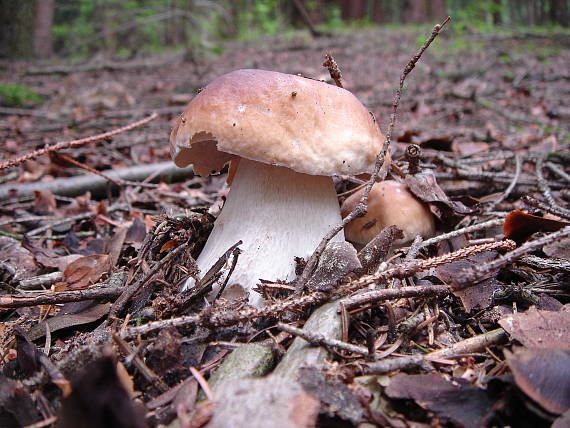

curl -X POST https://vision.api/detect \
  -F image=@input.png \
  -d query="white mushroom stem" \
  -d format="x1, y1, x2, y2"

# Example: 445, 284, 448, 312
183, 158, 344, 307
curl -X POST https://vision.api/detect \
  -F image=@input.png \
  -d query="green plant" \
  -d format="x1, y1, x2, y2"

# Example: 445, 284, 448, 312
0, 84, 43, 107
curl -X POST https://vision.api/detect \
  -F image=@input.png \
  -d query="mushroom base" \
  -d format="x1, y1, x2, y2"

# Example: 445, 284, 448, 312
182, 158, 344, 306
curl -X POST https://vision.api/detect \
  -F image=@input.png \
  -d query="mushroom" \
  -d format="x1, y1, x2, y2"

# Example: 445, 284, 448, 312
341, 180, 435, 247
170, 69, 383, 306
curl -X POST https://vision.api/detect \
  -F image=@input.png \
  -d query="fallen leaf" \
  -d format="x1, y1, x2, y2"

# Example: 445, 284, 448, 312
26, 303, 111, 341
499, 305, 570, 350
505, 347, 570, 415
385, 372, 492, 428
405, 170, 474, 221
298, 366, 369, 425
62, 254, 111, 290
504, 210, 569, 243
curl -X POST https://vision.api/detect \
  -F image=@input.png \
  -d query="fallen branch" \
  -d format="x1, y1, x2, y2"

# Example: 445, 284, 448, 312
278, 321, 368, 356
0, 161, 193, 201
456, 227, 570, 287
341, 285, 451, 311
0, 112, 157, 170
360, 328, 507, 374
0, 272, 126, 308
122, 239, 511, 337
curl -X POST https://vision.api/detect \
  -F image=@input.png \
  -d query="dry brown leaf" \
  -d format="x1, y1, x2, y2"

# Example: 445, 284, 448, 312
499, 305, 570, 350
62, 254, 111, 290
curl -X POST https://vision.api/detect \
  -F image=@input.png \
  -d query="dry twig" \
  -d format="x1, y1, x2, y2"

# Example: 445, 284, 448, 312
0, 112, 158, 170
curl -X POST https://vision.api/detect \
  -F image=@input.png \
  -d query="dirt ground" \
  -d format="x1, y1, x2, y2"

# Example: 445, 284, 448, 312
0, 25, 569, 427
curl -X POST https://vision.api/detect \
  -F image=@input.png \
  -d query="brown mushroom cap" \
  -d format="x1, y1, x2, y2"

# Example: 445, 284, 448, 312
170, 69, 383, 176
341, 180, 436, 246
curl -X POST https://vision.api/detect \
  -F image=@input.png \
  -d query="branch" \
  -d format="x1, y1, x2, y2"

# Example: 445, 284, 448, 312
0, 113, 158, 170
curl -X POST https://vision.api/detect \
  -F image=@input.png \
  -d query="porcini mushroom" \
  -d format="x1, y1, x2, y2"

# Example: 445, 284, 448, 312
171, 69, 383, 306
341, 180, 435, 247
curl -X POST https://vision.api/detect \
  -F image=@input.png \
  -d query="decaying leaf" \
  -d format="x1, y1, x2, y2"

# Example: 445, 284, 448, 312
385, 372, 492, 428
405, 170, 474, 221
61, 254, 111, 290
26, 303, 111, 341
505, 347, 570, 415
504, 210, 569, 243
499, 305, 570, 350
298, 366, 370, 425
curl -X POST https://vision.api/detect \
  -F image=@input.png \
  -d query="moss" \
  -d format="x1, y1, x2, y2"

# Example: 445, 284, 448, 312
0, 84, 44, 107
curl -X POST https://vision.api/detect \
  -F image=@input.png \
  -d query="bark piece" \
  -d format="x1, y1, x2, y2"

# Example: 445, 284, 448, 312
206, 376, 318, 428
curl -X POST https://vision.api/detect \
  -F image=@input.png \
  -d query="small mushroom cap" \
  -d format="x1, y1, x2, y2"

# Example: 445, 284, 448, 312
170, 69, 383, 176
341, 180, 436, 245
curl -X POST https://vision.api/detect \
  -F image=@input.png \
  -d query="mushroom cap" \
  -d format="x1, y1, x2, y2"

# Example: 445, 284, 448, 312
341, 180, 436, 245
170, 69, 383, 176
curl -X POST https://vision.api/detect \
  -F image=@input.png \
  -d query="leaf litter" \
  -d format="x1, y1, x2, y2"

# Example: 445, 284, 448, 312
0, 23, 569, 427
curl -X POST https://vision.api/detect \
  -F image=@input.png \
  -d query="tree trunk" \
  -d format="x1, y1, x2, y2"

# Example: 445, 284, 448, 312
405, 0, 427, 23
341, 0, 366, 20
430, 0, 447, 20
33, 0, 54, 58
492, 0, 502, 24
0, 0, 35, 58
551, 0, 569, 26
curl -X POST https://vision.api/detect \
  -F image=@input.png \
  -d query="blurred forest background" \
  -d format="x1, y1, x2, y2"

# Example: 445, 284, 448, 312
1, 0, 568, 60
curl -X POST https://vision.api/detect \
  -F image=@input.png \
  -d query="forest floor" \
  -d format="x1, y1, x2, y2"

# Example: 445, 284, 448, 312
0, 24, 569, 428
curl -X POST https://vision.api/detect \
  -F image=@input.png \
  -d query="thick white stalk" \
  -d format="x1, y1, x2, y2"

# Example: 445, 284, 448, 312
183, 158, 343, 306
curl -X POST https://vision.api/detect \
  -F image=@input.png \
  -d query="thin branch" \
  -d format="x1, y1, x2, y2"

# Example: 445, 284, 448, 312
278, 322, 369, 356
401, 218, 505, 253
0, 113, 158, 170
341, 285, 451, 311
122, 239, 512, 338
455, 227, 570, 288
360, 328, 507, 374
108, 241, 191, 318
0, 287, 122, 309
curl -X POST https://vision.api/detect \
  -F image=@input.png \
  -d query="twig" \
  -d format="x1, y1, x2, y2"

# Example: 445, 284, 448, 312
0, 113, 158, 170
546, 161, 570, 184
402, 218, 505, 252
536, 155, 570, 218
18, 272, 63, 290
278, 322, 369, 356
54, 153, 124, 187
455, 227, 570, 288
360, 328, 507, 374
0, 161, 193, 201
347, 240, 515, 293
112, 333, 168, 392
322, 53, 343, 88
522, 195, 570, 220
341, 285, 451, 311
426, 328, 507, 360
123, 239, 512, 338
0, 286, 123, 309
291, 0, 323, 37
189, 366, 214, 401
108, 241, 191, 319
486, 154, 522, 209
25, 203, 129, 237
296, 17, 451, 290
